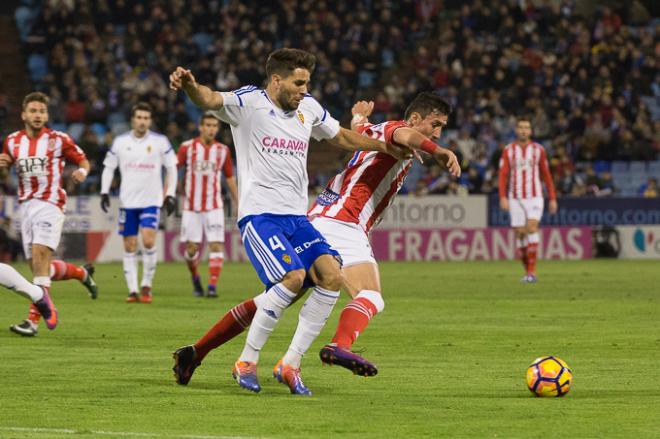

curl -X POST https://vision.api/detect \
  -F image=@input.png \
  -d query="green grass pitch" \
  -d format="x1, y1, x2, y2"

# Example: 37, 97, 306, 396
1, 260, 659, 438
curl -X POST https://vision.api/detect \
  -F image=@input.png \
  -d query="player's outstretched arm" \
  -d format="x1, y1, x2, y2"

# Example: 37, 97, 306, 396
226, 176, 239, 212
326, 127, 411, 160
392, 127, 461, 177
169, 66, 224, 110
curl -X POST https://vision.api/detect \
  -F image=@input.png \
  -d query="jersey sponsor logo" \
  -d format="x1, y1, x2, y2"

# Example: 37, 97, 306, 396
193, 160, 217, 174
147, 145, 152, 153
48, 138, 57, 151
260, 136, 308, 158
126, 162, 156, 170
316, 188, 339, 206
17, 156, 49, 177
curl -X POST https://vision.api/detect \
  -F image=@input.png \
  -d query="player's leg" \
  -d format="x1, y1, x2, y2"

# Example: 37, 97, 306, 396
120, 208, 140, 302
509, 199, 529, 278
523, 198, 544, 282
310, 217, 381, 376
233, 215, 305, 392
138, 206, 160, 303
206, 241, 224, 298
204, 208, 226, 297
181, 210, 204, 296
0, 263, 58, 330
49, 259, 98, 299
11, 201, 61, 335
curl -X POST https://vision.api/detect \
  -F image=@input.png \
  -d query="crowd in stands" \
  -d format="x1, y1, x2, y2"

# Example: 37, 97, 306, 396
5, 0, 660, 198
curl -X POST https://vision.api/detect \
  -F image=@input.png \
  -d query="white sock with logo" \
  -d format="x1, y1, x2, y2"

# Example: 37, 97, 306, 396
282, 286, 340, 368
123, 251, 138, 293
239, 283, 297, 364
141, 247, 158, 287
0, 264, 44, 302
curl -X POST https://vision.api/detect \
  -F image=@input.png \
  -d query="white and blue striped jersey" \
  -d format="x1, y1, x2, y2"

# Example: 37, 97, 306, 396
210, 86, 340, 220
102, 130, 177, 208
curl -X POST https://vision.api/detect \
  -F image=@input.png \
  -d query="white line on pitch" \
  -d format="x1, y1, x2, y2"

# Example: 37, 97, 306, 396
0, 427, 267, 439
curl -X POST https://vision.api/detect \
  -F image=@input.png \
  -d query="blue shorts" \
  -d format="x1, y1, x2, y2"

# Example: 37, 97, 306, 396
118, 206, 160, 236
238, 214, 340, 289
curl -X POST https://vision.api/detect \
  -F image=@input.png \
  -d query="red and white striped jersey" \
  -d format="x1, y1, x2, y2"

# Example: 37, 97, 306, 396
177, 137, 234, 212
498, 141, 556, 200
308, 120, 412, 233
2, 127, 86, 210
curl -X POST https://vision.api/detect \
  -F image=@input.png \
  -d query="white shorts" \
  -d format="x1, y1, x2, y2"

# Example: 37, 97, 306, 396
20, 199, 65, 259
509, 198, 544, 228
180, 209, 225, 243
311, 216, 376, 267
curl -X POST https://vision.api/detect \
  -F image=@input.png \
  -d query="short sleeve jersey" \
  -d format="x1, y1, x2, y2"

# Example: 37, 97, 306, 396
103, 130, 177, 208
210, 86, 340, 220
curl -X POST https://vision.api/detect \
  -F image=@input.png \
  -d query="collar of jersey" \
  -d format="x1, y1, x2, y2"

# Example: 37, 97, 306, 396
130, 130, 150, 142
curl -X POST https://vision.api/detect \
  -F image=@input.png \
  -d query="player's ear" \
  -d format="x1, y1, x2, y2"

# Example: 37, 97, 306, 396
408, 112, 422, 126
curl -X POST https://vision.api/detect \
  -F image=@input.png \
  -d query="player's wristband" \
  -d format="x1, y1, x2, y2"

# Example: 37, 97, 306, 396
420, 139, 440, 155
351, 114, 367, 125
77, 168, 88, 177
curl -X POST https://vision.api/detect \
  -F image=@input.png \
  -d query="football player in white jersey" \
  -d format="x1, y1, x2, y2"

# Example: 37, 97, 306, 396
100, 102, 178, 303
169, 48, 408, 395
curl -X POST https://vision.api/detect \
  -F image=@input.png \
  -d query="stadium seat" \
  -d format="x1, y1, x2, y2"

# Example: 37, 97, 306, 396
593, 161, 611, 174
629, 161, 647, 174
27, 54, 48, 82
611, 161, 628, 173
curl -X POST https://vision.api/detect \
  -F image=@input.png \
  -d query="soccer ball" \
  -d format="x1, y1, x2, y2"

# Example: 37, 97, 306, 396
526, 356, 573, 397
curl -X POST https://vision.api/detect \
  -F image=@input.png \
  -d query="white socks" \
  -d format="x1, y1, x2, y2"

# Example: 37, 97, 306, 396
123, 251, 138, 293
141, 247, 158, 287
239, 283, 297, 364
282, 286, 340, 368
0, 264, 44, 302
528, 232, 540, 244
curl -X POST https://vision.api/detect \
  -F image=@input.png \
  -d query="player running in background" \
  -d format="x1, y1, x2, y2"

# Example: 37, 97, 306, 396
100, 102, 178, 303
170, 92, 460, 381
498, 117, 558, 283
0, 92, 97, 337
170, 48, 407, 395
0, 263, 58, 331
178, 112, 238, 298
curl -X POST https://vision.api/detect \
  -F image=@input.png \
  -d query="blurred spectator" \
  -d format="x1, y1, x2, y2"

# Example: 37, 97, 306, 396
639, 177, 659, 198
3, 0, 658, 198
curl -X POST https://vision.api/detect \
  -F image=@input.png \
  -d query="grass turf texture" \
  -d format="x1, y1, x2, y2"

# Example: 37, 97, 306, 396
1, 260, 659, 439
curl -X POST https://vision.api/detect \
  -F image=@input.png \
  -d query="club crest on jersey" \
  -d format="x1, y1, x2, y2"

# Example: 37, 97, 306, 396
296, 110, 304, 124
282, 254, 292, 264
147, 145, 152, 153
47, 138, 56, 151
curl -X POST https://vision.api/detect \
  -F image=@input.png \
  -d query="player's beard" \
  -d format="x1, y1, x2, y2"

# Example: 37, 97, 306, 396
277, 89, 300, 112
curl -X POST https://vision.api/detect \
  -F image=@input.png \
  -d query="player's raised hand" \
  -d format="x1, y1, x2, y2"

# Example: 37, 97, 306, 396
169, 67, 196, 91
352, 101, 374, 118
433, 148, 461, 177
0, 153, 12, 168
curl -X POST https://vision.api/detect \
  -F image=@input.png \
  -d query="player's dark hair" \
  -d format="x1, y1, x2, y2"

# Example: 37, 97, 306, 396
266, 48, 316, 79
22, 92, 49, 110
200, 111, 220, 124
131, 102, 153, 117
404, 92, 451, 120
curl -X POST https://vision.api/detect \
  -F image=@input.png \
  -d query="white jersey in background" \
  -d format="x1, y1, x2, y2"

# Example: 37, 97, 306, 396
210, 86, 340, 220
103, 130, 177, 208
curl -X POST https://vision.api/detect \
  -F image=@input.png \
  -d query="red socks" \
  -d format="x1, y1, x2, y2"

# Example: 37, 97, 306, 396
332, 297, 380, 349
208, 252, 224, 289
50, 260, 86, 281
194, 298, 256, 361
527, 243, 538, 275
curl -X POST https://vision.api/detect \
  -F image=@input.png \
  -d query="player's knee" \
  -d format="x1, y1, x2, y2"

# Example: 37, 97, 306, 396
282, 269, 305, 291
185, 242, 199, 257
316, 266, 343, 291
208, 242, 223, 253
